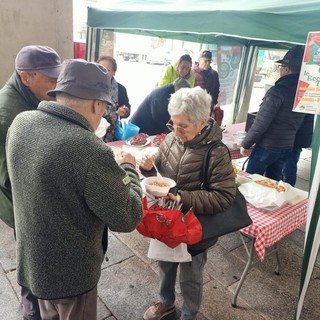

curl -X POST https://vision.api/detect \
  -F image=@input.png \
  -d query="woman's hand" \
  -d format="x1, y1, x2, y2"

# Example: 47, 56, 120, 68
166, 193, 181, 205
140, 154, 155, 171
116, 105, 129, 117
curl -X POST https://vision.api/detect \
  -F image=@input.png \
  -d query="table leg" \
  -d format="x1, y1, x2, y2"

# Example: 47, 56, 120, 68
274, 244, 281, 275
232, 234, 282, 308
232, 236, 255, 308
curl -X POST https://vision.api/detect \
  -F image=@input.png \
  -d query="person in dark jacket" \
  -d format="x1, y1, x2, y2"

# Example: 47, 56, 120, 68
140, 87, 235, 320
6, 59, 143, 319
240, 45, 306, 181
130, 78, 190, 135
0, 45, 62, 320
97, 55, 131, 141
282, 113, 314, 186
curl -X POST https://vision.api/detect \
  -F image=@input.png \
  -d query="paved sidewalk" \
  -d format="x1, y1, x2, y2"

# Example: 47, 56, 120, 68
1, 149, 319, 320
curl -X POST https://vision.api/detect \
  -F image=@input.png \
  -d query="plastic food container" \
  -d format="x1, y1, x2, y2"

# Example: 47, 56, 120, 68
143, 177, 176, 197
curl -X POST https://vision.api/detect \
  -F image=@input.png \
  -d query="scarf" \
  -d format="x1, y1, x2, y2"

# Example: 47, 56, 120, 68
14, 71, 40, 109
110, 77, 119, 105
104, 78, 119, 142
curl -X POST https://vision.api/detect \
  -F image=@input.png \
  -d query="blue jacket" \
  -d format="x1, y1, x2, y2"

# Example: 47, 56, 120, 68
131, 84, 175, 135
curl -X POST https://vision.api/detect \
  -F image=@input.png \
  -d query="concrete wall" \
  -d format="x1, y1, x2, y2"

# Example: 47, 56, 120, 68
0, 0, 73, 86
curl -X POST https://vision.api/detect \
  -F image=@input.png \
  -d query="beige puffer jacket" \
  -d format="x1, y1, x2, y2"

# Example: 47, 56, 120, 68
155, 118, 236, 214
154, 119, 236, 252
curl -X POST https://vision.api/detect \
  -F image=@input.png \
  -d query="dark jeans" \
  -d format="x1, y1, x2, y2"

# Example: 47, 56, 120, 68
21, 285, 41, 320
282, 148, 302, 186
246, 145, 291, 181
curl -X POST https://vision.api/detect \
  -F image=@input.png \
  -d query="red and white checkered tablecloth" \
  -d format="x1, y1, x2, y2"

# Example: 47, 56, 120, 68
241, 199, 308, 261
230, 149, 245, 160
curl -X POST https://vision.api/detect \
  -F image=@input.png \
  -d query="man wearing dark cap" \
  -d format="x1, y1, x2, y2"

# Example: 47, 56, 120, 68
240, 45, 312, 183
192, 50, 221, 124
0, 45, 62, 320
6, 59, 143, 319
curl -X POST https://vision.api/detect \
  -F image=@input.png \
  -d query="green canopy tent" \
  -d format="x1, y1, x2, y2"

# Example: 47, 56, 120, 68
86, 0, 320, 122
86, 3, 320, 317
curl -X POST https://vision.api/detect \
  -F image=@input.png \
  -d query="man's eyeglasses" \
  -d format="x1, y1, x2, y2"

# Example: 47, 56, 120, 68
166, 121, 189, 133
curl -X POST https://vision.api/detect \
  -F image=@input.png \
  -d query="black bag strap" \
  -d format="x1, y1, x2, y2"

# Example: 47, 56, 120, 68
200, 140, 231, 190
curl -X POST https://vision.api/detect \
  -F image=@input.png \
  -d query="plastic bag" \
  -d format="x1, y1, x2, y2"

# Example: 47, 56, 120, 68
147, 239, 192, 262
239, 180, 297, 212
115, 120, 140, 141
136, 197, 202, 248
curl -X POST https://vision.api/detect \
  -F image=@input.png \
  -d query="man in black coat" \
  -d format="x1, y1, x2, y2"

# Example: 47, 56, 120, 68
282, 113, 314, 186
130, 78, 190, 135
240, 46, 308, 181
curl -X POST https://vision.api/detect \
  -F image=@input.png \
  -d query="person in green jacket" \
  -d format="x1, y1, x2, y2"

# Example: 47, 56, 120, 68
0, 45, 62, 320
158, 54, 195, 87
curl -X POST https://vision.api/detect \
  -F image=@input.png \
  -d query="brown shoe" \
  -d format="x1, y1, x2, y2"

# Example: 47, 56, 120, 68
143, 301, 175, 320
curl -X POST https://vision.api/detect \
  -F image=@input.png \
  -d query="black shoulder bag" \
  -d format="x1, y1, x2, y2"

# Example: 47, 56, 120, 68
197, 141, 252, 239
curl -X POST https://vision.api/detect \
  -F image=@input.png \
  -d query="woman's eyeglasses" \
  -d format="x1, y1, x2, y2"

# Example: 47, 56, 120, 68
166, 121, 189, 133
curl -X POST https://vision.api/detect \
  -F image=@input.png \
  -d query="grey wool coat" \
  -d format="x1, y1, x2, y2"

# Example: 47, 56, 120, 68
6, 101, 143, 300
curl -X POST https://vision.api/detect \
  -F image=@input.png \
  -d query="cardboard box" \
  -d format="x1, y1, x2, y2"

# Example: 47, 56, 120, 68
245, 112, 257, 132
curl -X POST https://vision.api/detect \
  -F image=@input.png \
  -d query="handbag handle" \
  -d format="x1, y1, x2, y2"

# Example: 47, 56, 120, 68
199, 140, 231, 190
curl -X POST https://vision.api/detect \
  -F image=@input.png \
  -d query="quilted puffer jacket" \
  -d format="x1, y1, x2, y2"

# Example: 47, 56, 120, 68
242, 74, 306, 150
153, 118, 236, 252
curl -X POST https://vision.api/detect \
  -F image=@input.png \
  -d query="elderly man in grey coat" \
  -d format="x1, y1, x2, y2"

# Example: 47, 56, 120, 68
6, 59, 143, 320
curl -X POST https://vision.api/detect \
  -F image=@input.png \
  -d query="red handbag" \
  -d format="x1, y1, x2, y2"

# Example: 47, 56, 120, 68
212, 104, 224, 126
136, 197, 202, 248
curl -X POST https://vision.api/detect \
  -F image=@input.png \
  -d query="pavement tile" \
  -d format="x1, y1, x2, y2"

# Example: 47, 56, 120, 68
205, 244, 247, 287
200, 280, 266, 320
112, 229, 150, 264
98, 255, 160, 320
229, 268, 320, 320
233, 243, 320, 308
0, 220, 16, 272
112, 230, 162, 275
0, 269, 21, 320
6, 270, 20, 301
102, 232, 135, 270
217, 232, 247, 252
97, 296, 112, 320
278, 229, 306, 258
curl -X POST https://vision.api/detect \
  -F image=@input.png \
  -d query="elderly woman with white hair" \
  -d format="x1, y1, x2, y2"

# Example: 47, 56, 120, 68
140, 86, 236, 320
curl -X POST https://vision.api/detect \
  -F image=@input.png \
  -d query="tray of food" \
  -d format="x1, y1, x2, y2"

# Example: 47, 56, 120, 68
152, 133, 167, 147
126, 133, 151, 147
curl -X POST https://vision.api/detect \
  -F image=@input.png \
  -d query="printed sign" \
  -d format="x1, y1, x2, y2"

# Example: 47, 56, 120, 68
293, 31, 320, 115
216, 46, 242, 106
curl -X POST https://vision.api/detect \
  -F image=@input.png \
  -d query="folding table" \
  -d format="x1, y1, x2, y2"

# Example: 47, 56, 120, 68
232, 198, 308, 307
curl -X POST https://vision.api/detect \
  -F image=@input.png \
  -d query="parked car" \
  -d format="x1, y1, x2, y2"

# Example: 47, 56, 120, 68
146, 50, 171, 65
118, 52, 140, 62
